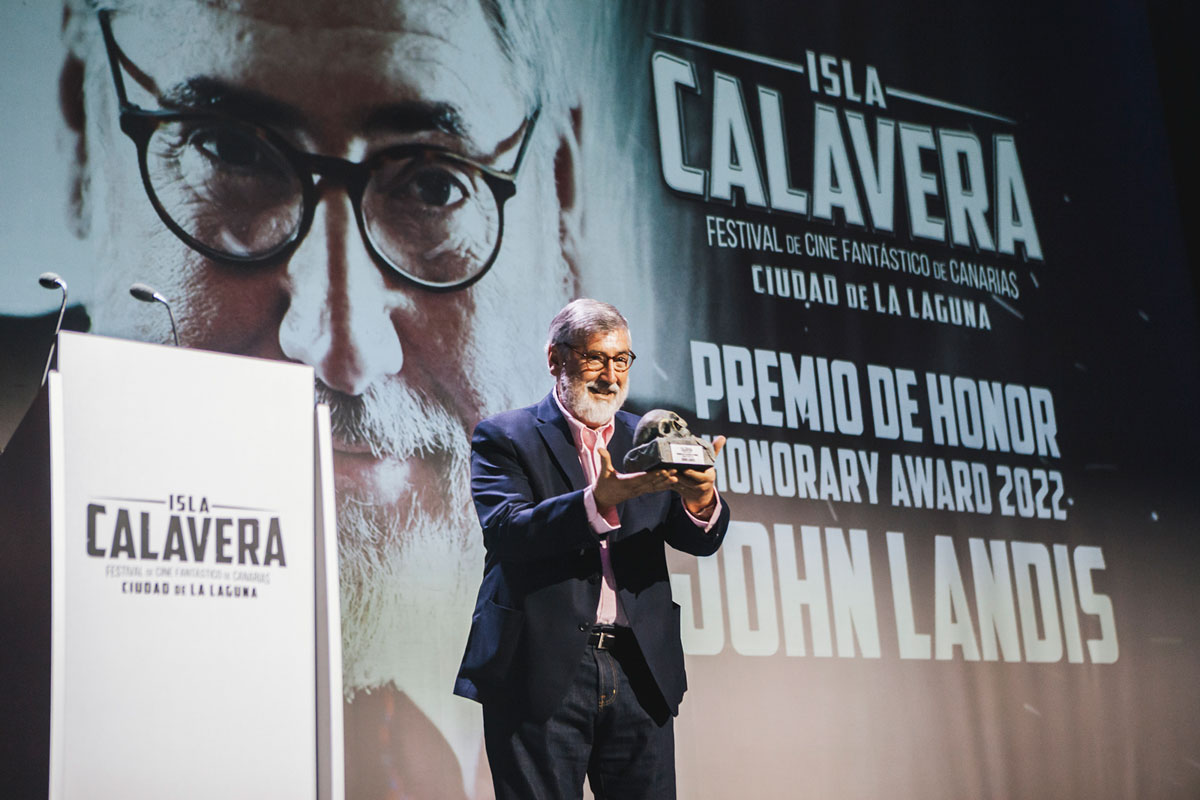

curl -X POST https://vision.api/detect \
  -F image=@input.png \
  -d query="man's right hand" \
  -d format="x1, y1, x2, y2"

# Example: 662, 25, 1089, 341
593, 447, 677, 511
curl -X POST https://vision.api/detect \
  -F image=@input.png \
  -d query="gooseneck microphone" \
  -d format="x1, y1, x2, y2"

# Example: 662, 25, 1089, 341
129, 282, 180, 347
38, 272, 69, 386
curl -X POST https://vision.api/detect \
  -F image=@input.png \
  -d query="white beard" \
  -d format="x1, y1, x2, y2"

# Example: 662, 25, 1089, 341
557, 371, 628, 427
336, 472, 486, 793
321, 378, 486, 790
336, 483, 476, 691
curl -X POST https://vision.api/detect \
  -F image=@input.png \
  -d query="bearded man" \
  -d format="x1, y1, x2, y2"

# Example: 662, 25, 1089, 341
46, 0, 584, 795
455, 298, 730, 799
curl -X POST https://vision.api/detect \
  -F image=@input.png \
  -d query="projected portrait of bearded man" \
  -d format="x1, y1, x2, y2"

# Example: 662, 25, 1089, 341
58, 0, 585, 794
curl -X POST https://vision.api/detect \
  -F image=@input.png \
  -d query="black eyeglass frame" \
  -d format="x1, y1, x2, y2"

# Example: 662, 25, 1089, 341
96, 9, 541, 293
562, 344, 637, 373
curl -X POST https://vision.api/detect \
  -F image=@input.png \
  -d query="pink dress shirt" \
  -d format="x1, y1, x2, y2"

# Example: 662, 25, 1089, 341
553, 390, 722, 626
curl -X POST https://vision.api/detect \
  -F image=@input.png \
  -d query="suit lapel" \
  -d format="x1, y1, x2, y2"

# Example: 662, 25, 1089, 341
535, 393, 588, 491
608, 413, 635, 465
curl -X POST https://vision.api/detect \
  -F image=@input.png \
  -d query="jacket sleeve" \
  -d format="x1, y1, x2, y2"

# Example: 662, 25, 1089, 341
471, 419, 601, 562
660, 492, 731, 557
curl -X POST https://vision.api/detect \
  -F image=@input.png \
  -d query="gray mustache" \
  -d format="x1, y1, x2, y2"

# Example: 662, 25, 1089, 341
315, 380, 466, 461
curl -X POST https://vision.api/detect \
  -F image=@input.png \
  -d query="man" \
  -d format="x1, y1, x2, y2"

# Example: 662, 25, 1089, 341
43, 0, 587, 794
456, 298, 730, 799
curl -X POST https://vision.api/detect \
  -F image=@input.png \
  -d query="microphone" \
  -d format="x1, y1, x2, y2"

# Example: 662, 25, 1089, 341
38, 272, 65, 291
129, 282, 180, 347
38, 272, 69, 386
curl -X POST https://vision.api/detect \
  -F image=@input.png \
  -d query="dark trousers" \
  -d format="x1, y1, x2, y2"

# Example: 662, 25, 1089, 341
483, 636, 676, 800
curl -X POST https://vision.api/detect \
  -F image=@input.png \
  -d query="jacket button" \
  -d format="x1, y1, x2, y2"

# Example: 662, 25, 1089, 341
578, 623, 588, 632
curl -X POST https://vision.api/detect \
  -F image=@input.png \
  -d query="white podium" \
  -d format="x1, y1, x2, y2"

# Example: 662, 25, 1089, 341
46, 332, 343, 800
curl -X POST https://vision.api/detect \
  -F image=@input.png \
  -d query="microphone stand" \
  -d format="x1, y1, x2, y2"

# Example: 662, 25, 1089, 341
37, 273, 69, 386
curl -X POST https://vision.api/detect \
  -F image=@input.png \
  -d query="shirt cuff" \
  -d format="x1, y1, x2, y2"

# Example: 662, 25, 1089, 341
685, 491, 722, 532
584, 486, 620, 533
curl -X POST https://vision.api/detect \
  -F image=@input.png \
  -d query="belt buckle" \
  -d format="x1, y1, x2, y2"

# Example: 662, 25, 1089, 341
591, 628, 617, 650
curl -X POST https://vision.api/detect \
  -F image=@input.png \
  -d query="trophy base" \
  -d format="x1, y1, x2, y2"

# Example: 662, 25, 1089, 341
623, 439, 714, 472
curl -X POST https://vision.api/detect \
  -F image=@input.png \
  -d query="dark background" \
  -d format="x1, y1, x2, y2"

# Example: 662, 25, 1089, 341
664, 2, 1200, 796
1147, 0, 1199, 326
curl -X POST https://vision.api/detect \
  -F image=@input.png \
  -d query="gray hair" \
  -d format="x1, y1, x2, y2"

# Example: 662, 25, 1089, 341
64, 0, 571, 122
478, 0, 566, 120
546, 298, 629, 353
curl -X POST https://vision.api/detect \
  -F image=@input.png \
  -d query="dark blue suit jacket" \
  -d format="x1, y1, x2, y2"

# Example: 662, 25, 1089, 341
454, 393, 730, 722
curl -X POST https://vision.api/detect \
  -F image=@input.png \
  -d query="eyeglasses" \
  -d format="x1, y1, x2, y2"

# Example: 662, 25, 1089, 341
97, 10, 539, 293
563, 345, 636, 373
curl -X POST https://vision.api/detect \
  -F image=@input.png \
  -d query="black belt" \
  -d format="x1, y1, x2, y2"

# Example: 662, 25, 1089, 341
587, 626, 628, 650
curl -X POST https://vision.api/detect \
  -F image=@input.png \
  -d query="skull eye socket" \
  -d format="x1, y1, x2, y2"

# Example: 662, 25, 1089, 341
656, 414, 686, 436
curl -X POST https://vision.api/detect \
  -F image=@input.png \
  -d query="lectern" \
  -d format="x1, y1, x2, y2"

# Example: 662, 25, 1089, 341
40, 332, 343, 799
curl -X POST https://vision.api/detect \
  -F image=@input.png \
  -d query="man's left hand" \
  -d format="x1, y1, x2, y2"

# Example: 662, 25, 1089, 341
672, 435, 726, 519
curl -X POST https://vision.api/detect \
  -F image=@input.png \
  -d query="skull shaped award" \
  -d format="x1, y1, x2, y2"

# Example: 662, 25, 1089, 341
622, 409, 715, 472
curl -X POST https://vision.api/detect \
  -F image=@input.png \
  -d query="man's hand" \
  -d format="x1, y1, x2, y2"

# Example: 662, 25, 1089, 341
593, 447, 678, 510
672, 435, 726, 519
